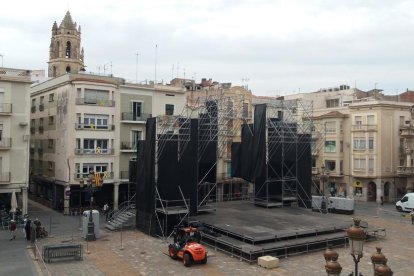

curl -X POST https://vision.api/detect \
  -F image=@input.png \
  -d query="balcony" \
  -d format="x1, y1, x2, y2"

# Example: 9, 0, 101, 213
31, 106, 36, 113
351, 124, 377, 132
74, 148, 114, 155
75, 123, 115, 130
39, 126, 44, 134
0, 103, 12, 114
121, 112, 150, 122
0, 138, 12, 149
399, 126, 414, 137
39, 103, 44, 111
397, 166, 414, 175
75, 98, 115, 107
120, 171, 129, 180
121, 142, 137, 151
74, 171, 114, 180
0, 172, 11, 182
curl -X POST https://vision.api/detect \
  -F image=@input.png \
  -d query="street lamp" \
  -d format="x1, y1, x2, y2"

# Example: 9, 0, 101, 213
325, 259, 343, 276
85, 171, 96, 241
346, 218, 366, 276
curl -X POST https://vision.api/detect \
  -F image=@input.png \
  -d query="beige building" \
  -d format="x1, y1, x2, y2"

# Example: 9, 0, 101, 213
0, 67, 31, 214
301, 87, 414, 203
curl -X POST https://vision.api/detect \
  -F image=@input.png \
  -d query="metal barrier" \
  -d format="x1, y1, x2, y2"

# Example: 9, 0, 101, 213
42, 243, 83, 263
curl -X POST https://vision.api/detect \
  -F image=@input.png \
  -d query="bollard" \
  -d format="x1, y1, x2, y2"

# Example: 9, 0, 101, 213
120, 223, 124, 250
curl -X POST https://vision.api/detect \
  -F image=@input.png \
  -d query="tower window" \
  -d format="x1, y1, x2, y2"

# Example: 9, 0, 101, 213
66, 66, 71, 73
66, 41, 71, 58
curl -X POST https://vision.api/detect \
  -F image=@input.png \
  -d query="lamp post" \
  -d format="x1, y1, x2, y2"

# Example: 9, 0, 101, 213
347, 218, 366, 276
323, 245, 342, 276
85, 171, 96, 241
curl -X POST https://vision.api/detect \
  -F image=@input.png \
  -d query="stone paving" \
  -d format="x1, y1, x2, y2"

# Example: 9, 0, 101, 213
30, 202, 414, 276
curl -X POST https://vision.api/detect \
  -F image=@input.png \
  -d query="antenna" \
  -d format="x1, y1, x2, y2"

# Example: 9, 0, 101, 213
136, 53, 139, 83
154, 44, 158, 84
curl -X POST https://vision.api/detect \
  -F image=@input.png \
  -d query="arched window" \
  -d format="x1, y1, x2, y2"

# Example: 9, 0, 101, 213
53, 66, 57, 77
66, 41, 71, 58
66, 66, 71, 73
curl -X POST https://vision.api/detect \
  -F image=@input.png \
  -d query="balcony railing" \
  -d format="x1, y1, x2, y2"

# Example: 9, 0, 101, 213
74, 148, 114, 155
31, 106, 36, 113
120, 171, 129, 179
75, 123, 115, 130
121, 112, 150, 122
352, 124, 377, 131
0, 103, 12, 114
399, 127, 414, 137
397, 166, 414, 175
74, 171, 114, 180
0, 172, 11, 182
39, 103, 44, 111
75, 98, 115, 107
0, 138, 12, 149
120, 142, 137, 151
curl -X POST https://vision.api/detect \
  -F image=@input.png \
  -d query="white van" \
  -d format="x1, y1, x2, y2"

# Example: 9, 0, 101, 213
396, 193, 414, 212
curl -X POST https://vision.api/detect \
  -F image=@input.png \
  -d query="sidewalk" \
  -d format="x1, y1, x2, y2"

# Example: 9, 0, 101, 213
27, 200, 414, 275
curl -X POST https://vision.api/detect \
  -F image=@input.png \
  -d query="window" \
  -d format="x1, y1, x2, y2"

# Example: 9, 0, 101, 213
31, 98, 36, 107
131, 130, 142, 148
353, 138, 366, 150
48, 161, 53, 171
340, 141, 343, 153
84, 89, 109, 104
325, 160, 336, 171
354, 158, 366, 171
132, 101, 142, 120
325, 121, 336, 133
48, 139, 54, 148
66, 41, 71, 58
83, 114, 109, 129
355, 116, 362, 129
400, 116, 405, 127
242, 103, 249, 118
324, 141, 336, 153
81, 163, 108, 178
31, 119, 35, 127
40, 96, 44, 105
165, 104, 174, 115
326, 99, 339, 108
83, 139, 109, 153
48, 116, 54, 125
368, 158, 374, 172
368, 137, 374, 150
49, 93, 54, 102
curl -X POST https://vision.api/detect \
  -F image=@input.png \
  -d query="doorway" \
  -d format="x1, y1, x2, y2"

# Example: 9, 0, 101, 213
367, 181, 377, 201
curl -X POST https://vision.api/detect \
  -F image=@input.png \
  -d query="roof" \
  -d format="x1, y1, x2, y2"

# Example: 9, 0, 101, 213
59, 11, 77, 30
311, 111, 348, 119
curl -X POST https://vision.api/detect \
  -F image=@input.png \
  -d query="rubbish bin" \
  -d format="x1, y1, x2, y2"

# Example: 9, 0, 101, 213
82, 210, 100, 239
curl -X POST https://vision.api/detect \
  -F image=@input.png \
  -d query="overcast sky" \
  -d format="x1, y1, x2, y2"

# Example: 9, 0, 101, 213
1, 0, 414, 96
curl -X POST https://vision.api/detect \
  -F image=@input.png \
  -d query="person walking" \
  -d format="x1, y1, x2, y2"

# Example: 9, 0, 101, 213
410, 208, 414, 225
24, 219, 31, 241
103, 203, 109, 221
9, 219, 16, 240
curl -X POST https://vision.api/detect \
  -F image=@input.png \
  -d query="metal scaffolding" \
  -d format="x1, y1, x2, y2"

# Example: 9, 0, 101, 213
254, 99, 325, 208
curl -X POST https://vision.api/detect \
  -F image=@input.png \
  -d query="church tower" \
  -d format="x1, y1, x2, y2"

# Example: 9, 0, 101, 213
48, 11, 85, 77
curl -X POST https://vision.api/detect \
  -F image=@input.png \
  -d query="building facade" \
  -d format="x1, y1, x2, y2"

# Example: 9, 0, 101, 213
0, 67, 31, 214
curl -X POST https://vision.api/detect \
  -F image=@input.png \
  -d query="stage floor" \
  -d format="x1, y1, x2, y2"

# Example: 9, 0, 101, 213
193, 201, 354, 261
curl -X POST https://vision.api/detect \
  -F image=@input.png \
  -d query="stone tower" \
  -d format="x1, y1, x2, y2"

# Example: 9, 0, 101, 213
48, 11, 85, 77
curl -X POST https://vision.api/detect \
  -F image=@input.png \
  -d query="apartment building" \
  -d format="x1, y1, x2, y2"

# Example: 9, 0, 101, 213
0, 67, 31, 214
300, 86, 414, 203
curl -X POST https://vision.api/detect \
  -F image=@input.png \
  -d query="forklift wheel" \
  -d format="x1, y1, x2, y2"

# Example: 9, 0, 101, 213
168, 245, 177, 259
183, 253, 192, 267
201, 254, 207, 264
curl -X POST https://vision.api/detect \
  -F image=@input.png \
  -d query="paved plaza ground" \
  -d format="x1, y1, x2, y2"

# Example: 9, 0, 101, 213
1, 199, 414, 275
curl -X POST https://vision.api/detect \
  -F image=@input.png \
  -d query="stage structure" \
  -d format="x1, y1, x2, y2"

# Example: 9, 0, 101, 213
135, 92, 250, 237
232, 99, 326, 208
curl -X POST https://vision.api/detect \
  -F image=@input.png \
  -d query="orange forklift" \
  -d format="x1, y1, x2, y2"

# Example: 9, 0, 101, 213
168, 226, 207, 267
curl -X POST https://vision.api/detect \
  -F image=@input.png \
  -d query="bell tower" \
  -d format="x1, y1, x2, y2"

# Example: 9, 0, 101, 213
48, 11, 85, 77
